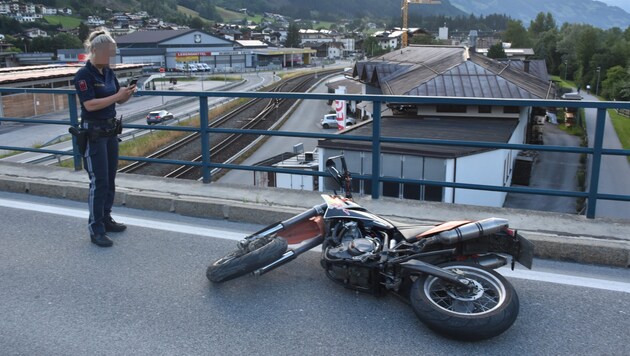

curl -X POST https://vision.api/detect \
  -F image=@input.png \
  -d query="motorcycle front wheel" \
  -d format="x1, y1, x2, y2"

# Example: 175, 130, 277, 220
206, 237, 288, 283
409, 262, 519, 341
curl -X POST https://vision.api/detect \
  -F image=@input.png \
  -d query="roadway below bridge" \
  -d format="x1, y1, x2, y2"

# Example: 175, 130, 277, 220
0, 191, 629, 355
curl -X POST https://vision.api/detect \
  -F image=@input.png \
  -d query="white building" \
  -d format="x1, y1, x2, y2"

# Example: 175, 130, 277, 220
318, 45, 553, 208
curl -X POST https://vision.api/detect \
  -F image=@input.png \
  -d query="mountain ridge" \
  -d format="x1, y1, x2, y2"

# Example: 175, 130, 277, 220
216, 0, 629, 29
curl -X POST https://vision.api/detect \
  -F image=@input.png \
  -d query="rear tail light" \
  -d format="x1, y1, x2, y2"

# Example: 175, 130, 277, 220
503, 227, 516, 237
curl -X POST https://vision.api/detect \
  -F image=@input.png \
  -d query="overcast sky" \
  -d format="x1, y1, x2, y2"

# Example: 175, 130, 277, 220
598, 0, 630, 13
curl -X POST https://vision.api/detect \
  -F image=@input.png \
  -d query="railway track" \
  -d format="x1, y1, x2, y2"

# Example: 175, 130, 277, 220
119, 69, 339, 180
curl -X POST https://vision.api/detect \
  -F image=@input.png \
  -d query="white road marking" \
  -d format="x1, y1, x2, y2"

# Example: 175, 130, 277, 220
0, 198, 245, 241
499, 268, 630, 294
2, 197, 629, 293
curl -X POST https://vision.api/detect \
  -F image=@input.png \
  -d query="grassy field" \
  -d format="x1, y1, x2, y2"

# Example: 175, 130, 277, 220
177, 5, 202, 18
609, 109, 630, 163
44, 15, 83, 29
550, 76, 576, 91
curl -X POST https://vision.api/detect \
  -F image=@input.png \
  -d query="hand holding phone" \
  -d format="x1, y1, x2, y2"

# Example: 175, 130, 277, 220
128, 78, 138, 87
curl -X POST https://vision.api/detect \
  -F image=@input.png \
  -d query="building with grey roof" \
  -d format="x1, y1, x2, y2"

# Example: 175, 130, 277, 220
317, 45, 553, 208
114, 29, 250, 72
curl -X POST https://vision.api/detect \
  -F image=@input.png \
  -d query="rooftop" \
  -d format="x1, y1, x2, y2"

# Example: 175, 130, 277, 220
353, 45, 554, 99
318, 115, 518, 158
0, 63, 144, 86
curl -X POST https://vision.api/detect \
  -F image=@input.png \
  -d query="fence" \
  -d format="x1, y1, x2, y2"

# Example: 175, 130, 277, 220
617, 108, 630, 118
0, 87, 629, 219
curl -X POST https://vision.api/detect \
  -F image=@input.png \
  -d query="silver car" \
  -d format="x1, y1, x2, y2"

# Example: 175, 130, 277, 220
321, 114, 356, 129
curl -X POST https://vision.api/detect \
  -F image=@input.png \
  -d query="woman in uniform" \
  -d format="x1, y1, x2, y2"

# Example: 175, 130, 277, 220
74, 29, 136, 247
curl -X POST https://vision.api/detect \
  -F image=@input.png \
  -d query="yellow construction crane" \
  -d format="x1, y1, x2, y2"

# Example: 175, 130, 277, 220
401, 0, 441, 48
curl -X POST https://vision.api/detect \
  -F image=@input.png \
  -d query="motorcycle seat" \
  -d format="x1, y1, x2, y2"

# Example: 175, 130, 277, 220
392, 220, 471, 241
390, 220, 438, 241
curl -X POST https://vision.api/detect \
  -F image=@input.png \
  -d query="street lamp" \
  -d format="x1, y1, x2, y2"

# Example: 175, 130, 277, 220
564, 59, 568, 81
596, 66, 601, 96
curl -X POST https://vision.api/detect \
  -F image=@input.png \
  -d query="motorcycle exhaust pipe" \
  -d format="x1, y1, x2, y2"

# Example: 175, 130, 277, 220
433, 218, 508, 244
475, 254, 508, 269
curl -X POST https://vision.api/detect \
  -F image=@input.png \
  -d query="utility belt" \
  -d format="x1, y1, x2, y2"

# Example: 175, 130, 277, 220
69, 117, 123, 155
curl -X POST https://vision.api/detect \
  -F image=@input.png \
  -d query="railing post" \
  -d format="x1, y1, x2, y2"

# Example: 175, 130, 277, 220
586, 108, 606, 218
371, 100, 381, 199
68, 94, 82, 171
199, 96, 211, 183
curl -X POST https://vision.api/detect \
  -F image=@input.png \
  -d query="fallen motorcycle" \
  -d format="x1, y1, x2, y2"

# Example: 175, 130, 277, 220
207, 155, 534, 340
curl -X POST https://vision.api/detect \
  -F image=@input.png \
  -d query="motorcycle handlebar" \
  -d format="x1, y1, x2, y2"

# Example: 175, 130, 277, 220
325, 155, 353, 199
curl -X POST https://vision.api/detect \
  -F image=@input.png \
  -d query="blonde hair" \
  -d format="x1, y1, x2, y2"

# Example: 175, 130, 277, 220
84, 28, 116, 60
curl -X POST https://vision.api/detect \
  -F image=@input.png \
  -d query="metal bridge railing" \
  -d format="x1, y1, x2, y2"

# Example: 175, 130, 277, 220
1, 87, 629, 219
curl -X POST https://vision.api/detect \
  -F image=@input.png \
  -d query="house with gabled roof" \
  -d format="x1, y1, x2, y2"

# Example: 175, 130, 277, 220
317, 45, 555, 207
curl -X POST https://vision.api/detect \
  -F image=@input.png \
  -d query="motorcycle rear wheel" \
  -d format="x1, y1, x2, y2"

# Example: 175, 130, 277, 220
206, 237, 288, 283
409, 262, 519, 341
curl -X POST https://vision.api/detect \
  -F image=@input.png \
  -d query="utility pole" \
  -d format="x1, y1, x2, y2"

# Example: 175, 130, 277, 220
401, 0, 441, 48
596, 66, 601, 96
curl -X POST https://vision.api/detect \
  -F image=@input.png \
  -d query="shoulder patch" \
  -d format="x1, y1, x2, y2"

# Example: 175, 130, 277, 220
78, 80, 88, 91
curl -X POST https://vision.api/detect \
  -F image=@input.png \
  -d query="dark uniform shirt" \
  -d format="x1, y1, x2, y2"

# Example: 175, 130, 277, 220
74, 60, 120, 121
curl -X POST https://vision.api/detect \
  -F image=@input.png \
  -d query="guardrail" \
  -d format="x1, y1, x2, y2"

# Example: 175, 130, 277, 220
1, 87, 629, 219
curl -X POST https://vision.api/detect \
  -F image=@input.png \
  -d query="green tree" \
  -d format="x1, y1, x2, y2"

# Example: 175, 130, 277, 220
362, 36, 387, 57
78, 23, 90, 44
502, 20, 531, 47
285, 22, 300, 48
529, 12, 556, 36
486, 42, 507, 59
190, 17, 205, 30
52, 33, 83, 51
409, 33, 437, 45
601, 65, 630, 100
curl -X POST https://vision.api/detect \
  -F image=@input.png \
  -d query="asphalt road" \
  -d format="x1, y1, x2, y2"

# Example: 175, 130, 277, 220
504, 123, 581, 213
582, 92, 630, 220
1, 192, 629, 355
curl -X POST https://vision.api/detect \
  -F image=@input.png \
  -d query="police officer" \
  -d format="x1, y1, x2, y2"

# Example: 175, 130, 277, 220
74, 29, 135, 247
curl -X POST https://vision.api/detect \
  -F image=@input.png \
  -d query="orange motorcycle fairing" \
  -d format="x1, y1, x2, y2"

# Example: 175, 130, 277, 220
416, 220, 471, 238
277, 216, 325, 245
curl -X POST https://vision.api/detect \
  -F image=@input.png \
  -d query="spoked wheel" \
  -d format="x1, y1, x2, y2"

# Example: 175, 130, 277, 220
409, 262, 519, 341
206, 237, 288, 283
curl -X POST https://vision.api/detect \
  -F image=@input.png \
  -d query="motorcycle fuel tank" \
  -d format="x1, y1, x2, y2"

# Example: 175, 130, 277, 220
321, 195, 394, 229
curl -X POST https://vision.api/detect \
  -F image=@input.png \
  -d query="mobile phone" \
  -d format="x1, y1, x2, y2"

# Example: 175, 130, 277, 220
128, 78, 138, 86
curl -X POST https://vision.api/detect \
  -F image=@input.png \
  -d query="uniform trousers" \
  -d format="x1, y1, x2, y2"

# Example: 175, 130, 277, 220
83, 130, 119, 235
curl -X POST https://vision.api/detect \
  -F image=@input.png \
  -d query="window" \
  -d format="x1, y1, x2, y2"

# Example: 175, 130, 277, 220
436, 104, 467, 113
478, 105, 492, 113
424, 185, 444, 202
382, 182, 400, 198
403, 183, 421, 200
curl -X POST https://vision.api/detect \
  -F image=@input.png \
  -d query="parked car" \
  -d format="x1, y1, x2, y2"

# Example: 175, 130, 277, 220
561, 92, 583, 100
321, 114, 356, 129
146, 110, 174, 125
197, 63, 211, 71
187, 63, 199, 72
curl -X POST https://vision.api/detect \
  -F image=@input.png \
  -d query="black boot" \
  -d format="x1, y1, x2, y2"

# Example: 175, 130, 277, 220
104, 216, 127, 233
91, 233, 113, 247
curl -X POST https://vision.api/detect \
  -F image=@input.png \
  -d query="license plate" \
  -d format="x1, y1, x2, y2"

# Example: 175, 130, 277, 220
515, 233, 534, 269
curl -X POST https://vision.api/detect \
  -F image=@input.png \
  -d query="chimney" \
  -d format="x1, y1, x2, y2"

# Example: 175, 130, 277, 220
524, 60, 530, 73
